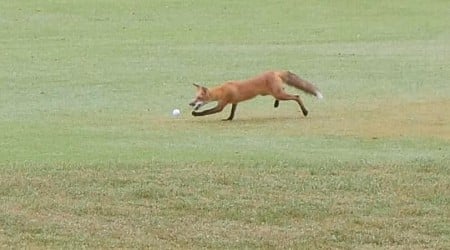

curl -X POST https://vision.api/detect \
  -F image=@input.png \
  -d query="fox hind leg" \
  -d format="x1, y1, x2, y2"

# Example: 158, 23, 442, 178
272, 91, 308, 116
273, 87, 285, 108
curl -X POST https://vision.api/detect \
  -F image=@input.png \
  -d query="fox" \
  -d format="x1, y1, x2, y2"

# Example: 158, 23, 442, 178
189, 70, 323, 121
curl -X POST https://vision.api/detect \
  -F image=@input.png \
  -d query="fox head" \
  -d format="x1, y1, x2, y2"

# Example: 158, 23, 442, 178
189, 83, 210, 110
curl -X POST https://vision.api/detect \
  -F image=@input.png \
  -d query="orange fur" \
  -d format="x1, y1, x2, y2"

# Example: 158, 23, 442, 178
189, 71, 322, 120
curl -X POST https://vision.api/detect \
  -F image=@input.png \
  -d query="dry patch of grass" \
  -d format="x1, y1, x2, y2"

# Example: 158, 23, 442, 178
303, 97, 450, 140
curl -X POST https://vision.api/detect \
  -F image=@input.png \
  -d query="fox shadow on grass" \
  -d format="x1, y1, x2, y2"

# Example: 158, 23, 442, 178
186, 114, 305, 125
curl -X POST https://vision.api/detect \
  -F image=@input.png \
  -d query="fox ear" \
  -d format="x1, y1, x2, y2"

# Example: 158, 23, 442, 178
193, 83, 208, 92
193, 83, 206, 90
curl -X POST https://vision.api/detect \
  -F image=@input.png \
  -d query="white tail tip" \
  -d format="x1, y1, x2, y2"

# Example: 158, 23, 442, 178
316, 91, 323, 99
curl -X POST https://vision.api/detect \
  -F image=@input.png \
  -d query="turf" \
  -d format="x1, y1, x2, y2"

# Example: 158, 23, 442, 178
1, 0, 449, 248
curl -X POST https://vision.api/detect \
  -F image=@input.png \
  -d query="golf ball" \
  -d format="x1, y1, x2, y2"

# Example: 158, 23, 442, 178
172, 108, 180, 116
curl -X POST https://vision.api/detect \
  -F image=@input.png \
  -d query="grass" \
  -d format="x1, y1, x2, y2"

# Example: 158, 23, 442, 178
1, 0, 449, 248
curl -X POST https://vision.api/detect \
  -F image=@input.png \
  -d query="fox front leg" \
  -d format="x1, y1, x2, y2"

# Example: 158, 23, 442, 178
192, 104, 225, 117
223, 103, 237, 121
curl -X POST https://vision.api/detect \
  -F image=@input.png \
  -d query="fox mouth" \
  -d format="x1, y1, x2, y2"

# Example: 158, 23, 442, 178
189, 101, 204, 111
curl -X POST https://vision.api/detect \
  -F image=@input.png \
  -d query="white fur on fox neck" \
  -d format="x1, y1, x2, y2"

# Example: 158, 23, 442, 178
193, 101, 205, 110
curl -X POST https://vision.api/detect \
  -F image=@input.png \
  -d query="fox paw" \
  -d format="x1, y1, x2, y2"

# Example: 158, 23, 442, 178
192, 111, 199, 116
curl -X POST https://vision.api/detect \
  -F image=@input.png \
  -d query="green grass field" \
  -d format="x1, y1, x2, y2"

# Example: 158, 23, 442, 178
1, 0, 449, 248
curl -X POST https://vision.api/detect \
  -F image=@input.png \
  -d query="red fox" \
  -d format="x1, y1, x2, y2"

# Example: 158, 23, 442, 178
189, 70, 323, 120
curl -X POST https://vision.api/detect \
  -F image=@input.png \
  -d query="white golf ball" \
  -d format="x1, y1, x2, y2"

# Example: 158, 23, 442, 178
172, 108, 180, 117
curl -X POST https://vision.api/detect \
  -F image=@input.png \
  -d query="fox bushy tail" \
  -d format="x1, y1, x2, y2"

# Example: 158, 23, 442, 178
280, 71, 323, 99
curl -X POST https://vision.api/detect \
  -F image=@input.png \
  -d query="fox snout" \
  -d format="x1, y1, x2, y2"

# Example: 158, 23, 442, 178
189, 100, 204, 111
